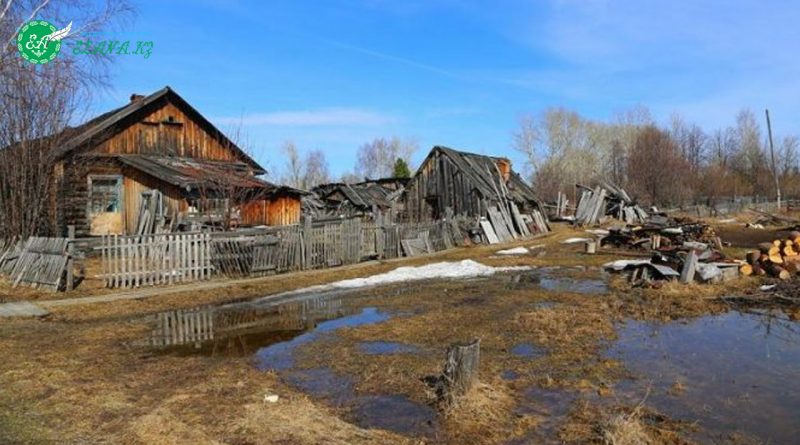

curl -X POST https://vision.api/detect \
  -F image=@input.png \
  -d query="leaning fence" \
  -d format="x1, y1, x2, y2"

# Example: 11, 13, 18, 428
94, 216, 478, 289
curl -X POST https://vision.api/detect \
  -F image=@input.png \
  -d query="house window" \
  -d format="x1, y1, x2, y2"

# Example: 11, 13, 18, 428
88, 175, 122, 214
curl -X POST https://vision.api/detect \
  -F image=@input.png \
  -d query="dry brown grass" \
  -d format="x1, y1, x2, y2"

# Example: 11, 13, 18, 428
0, 223, 763, 444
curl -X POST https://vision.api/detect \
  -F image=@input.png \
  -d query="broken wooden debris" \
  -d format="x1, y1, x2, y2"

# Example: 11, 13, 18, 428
573, 182, 647, 226
5, 237, 72, 291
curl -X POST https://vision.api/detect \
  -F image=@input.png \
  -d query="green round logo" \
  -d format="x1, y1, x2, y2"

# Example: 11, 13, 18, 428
17, 20, 62, 64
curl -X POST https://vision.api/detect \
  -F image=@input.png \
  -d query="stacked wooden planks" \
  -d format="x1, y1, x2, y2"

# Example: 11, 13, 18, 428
742, 231, 800, 279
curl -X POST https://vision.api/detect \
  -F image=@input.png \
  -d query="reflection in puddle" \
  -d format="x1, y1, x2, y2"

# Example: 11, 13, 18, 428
609, 310, 800, 444
358, 341, 419, 355
255, 307, 389, 371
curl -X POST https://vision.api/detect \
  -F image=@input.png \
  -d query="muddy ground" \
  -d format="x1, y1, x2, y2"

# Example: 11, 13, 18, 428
0, 222, 794, 444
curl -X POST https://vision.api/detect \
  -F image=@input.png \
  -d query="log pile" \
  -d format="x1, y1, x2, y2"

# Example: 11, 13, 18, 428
741, 231, 800, 280
601, 218, 720, 251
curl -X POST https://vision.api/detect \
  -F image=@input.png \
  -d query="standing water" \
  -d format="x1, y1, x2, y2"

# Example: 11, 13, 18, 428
609, 310, 800, 443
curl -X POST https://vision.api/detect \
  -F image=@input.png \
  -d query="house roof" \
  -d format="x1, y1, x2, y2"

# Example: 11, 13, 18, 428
115, 155, 304, 196
53, 86, 265, 173
314, 178, 408, 210
421, 146, 539, 204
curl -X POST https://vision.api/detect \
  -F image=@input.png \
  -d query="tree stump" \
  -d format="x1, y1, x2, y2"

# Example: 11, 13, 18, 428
424, 339, 480, 410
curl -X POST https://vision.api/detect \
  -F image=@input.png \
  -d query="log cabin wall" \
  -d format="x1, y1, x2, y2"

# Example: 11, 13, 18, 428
93, 100, 242, 163
57, 156, 121, 237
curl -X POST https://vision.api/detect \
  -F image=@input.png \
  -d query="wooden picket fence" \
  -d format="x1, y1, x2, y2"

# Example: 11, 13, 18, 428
97, 215, 506, 289
99, 233, 212, 288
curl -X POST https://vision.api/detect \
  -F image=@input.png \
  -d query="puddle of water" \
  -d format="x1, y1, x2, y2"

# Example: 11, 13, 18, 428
609, 310, 800, 444
538, 276, 607, 294
503, 270, 608, 294
513, 387, 578, 444
284, 368, 355, 406
255, 307, 390, 371
501, 369, 520, 380
351, 395, 437, 436
510, 343, 545, 359
358, 341, 419, 355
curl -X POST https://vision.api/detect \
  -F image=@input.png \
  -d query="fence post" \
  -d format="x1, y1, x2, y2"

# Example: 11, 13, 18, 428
303, 216, 312, 270
66, 225, 75, 291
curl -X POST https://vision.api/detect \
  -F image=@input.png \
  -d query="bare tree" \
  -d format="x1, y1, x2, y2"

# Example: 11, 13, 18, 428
339, 171, 360, 184
280, 140, 302, 188
627, 126, 688, 206
512, 114, 540, 179
355, 136, 417, 179
0, 0, 133, 239
302, 149, 330, 189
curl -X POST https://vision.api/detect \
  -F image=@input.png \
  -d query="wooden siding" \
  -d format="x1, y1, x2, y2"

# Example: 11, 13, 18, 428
234, 195, 302, 226
404, 151, 486, 221
93, 101, 244, 164
240, 199, 267, 226
267, 196, 301, 226
122, 167, 187, 233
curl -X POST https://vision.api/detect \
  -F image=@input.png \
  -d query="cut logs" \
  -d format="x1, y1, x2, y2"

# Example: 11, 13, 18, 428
746, 236, 800, 280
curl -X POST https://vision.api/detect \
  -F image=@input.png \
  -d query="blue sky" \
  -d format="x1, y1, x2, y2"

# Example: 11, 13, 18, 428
85, 0, 800, 178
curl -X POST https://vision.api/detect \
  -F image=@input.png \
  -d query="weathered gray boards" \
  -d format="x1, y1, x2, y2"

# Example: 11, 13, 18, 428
98, 217, 472, 289
0, 237, 73, 291
100, 233, 212, 288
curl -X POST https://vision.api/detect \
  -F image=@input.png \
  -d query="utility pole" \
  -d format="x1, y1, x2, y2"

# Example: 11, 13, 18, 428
766, 109, 781, 211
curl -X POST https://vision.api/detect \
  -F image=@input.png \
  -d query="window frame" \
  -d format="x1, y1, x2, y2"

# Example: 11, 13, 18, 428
87, 174, 124, 216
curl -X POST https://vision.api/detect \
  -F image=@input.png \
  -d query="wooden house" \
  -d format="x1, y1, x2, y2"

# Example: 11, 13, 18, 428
51, 86, 303, 236
403, 146, 544, 222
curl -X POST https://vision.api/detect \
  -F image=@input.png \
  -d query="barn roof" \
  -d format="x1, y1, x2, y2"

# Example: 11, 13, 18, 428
53, 86, 265, 173
423, 146, 539, 204
115, 155, 304, 196
314, 178, 408, 210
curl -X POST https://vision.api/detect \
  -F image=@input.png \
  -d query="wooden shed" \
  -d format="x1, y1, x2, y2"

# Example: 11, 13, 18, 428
51, 86, 304, 236
403, 146, 544, 222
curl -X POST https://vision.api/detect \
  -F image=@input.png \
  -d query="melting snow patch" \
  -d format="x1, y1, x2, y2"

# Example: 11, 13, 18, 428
561, 237, 592, 244
496, 247, 530, 255
331, 260, 530, 289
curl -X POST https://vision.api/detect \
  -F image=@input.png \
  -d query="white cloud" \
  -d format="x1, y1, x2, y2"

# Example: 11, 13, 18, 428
216, 108, 397, 126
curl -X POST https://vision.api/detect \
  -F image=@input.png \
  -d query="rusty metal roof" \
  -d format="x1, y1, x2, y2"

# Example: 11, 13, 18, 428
115, 155, 304, 195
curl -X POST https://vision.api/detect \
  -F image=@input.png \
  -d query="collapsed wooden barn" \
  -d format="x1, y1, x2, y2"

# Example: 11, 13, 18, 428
49, 86, 304, 236
403, 146, 548, 237
311, 178, 408, 219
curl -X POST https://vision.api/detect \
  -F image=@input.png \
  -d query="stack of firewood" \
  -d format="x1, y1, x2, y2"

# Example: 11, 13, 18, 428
741, 231, 800, 279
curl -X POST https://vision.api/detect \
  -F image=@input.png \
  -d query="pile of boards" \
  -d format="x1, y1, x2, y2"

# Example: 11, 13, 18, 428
574, 183, 647, 226
478, 203, 549, 245
741, 232, 800, 280
601, 216, 721, 251
605, 241, 739, 287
